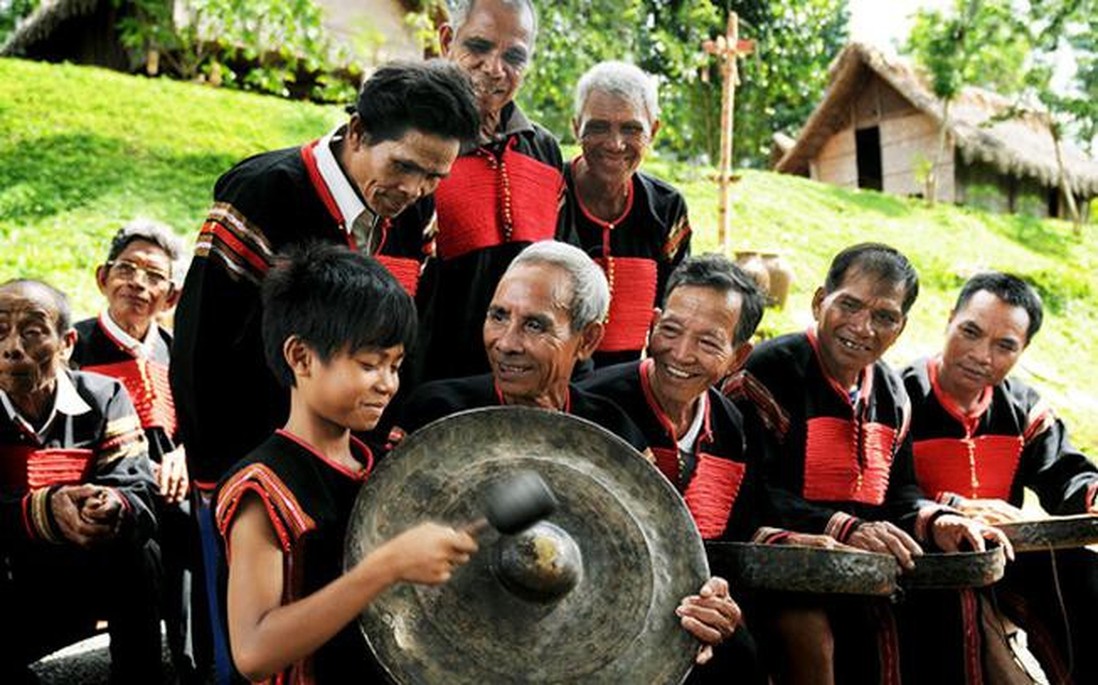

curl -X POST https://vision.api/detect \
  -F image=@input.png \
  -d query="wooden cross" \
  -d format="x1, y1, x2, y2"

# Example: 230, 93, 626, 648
703, 12, 755, 251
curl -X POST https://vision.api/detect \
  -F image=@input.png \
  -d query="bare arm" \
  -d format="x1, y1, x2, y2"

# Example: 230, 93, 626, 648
227, 495, 476, 681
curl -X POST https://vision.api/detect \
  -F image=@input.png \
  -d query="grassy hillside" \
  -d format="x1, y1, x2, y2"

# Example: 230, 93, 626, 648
2, 57, 1096, 452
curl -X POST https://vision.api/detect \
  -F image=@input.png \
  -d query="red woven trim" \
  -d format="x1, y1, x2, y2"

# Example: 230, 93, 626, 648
912, 435, 1023, 500
662, 213, 691, 260
374, 255, 421, 297
596, 257, 657, 352
722, 371, 791, 438
434, 147, 562, 259
216, 464, 316, 553
26, 448, 95, 489
683, 454, 745, 539
803, 417, 895, 505
751, 527, 793, 544
960, 589, 984, 685
274, 429, 374, 481
21, 492, 35, 539
806, 327, 875, 404
649, 446, 680, 485
913, 504, 956, 542
196, 218, 271, 285
873, 602, 902, 685
929, 357, 993, 431
82, 359, 177, 435
824, 511, 861, 542
300, 141, 345, 228
1022, 399, 1053, 444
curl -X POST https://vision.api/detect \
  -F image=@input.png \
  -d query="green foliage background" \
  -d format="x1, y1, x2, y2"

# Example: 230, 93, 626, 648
517, 0, 848, 166
2, 58, 1096, 457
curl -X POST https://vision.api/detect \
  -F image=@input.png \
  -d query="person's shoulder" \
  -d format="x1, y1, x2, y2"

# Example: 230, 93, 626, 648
73, 317, 98, 338
70, 367, 125, 407
746, 332, 808, 373
214, 145, 307, 203
401, 375, 495, 433
577, 361, 641, 397
872, 357, 907, 399
999, 374, 1043, 410
900, 357, 933, 398
70, 318, 101, 364
635, 170, 686, 207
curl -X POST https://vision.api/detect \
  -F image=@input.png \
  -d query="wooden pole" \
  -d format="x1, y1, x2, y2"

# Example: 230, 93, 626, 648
717, 14, 737, 252
703, 13, 753, 252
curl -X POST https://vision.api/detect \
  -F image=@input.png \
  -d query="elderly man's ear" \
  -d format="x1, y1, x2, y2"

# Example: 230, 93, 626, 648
59, 329, 78, 364
575, 321, 605, 361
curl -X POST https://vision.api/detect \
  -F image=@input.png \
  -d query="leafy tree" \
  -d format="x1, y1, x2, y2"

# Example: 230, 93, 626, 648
0, 0, 40, 46
905, 0, 1023, 204
115, 0, 358, 102
511, 0, 845, 166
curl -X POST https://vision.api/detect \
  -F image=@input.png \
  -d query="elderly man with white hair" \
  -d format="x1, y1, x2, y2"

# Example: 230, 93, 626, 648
399, 241, 744, 670
413, 0, 576, 385
560, 60, 692, 368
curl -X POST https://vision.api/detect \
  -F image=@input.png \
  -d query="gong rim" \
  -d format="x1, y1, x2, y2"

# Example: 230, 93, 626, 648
706, 542, 900, 596
345, 406, 710, 684
996, 514, 1098, 552
899, 546, 1007, 590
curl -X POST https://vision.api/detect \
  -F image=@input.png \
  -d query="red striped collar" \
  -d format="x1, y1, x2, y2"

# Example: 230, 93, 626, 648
97, 311, 156, 358
805, 326, 875, 407
638, 358, 713, 446
275, 428, 374, 481
300, 127, 379, 238
927, 356, 993, 432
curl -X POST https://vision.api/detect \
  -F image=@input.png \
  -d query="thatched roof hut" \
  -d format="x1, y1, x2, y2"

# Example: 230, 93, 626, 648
1, 0, 423, 71
776, 43, 1098, 215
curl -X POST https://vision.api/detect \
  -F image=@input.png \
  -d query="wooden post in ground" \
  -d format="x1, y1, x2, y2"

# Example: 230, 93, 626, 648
703, 13, 754, 252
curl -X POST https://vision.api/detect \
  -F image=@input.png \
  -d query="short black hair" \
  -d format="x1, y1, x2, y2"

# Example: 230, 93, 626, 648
0, 278, 72, 333
353, 60, 479, 146
954, 272, 1043, 344
261, 243, 417, 388
824, 243, 920, 314
664, 254, 765, 346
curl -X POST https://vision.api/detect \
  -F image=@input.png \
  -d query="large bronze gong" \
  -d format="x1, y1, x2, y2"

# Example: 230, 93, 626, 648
345, 407, 709, 684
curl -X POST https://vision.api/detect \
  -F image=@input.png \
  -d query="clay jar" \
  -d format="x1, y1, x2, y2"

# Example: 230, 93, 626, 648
733, 251, 771, 300
761, 252, 793, 309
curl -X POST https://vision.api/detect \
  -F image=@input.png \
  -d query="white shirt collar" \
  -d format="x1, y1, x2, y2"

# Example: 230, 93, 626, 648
0, 368, 92, 438
100, 310, 157, 357
314, 127, 378, 234
677, 392, 708, 455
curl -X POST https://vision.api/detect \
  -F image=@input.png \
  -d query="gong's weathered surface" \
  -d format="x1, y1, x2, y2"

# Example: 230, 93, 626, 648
996, 514, 1098, 552
705, 542, 899, 596
345, 407, 709, 685
899, 546, 1006, 590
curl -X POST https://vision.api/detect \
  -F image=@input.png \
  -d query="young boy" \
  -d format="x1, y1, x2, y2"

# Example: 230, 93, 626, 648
214, 243, 477, 683
70, 218, 197, 680
0, 278, 162, 682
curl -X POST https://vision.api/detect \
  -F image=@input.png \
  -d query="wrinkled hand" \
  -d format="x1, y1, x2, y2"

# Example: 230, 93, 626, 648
676, 576, 742, 664
381, 522, 479, 585
155, 447, 190, 504
956, 497, 1026, 525
51, 484, 120, 546
931, 514, 1014, 561
780, 532, 865, 552
846, 521, 923, 570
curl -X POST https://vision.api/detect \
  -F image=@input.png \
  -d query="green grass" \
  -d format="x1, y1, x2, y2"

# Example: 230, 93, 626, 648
3, 57, 1097, 453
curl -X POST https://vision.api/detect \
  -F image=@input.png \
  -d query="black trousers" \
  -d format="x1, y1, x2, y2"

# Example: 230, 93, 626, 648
0, 536, 164, 683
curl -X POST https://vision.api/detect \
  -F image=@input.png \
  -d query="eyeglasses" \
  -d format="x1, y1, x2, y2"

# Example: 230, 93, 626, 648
107, 260, 172, 289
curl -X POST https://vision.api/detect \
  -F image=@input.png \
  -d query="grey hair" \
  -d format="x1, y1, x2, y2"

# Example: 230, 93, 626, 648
447, 0, 538, 49
574, 61, 660, 124
107, 218, 189, 286
508, 241, 609, 331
